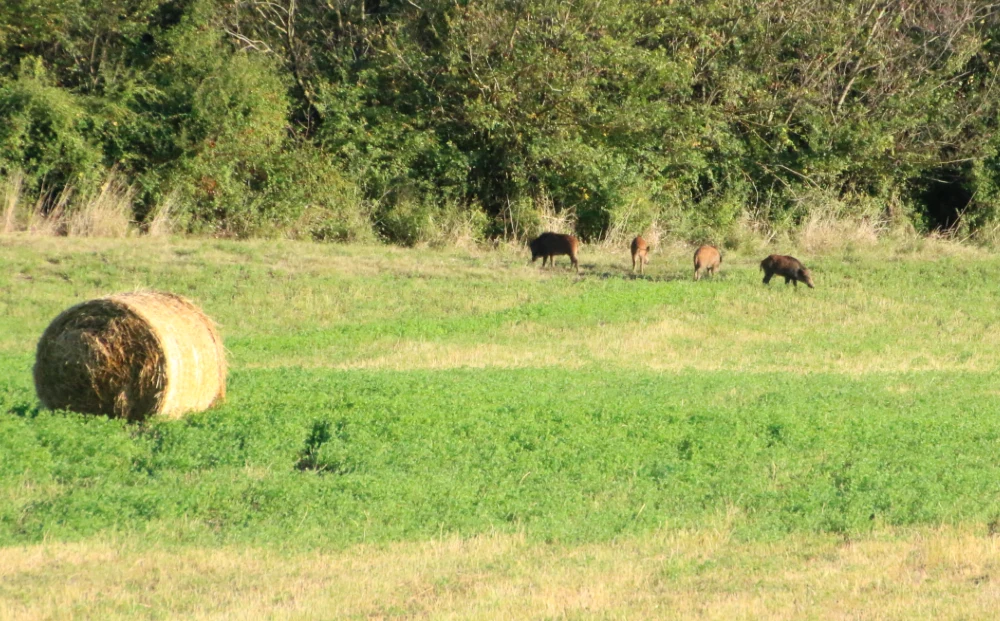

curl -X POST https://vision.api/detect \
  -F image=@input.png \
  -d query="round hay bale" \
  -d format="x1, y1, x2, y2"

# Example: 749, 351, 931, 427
34, 291, 226, 421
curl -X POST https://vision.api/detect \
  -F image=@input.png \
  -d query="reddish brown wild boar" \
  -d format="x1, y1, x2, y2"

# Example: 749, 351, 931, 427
760, 254, 814, 288
530, 232, 580, 273
630, 236, 649, 274
693, 245, 721, 281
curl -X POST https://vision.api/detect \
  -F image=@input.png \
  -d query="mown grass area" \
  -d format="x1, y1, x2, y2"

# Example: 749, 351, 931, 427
4, 527, 1000, 620
1, 235, 1000, 617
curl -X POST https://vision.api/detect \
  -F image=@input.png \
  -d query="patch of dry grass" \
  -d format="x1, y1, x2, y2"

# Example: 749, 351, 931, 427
335, 340, 572, 370
0, 172, 135, 239
2, 526, 999, 620
1, 171, 24, 234
797, 212, 884, 254
144, 192, 176, 238
65, 173, 135, 238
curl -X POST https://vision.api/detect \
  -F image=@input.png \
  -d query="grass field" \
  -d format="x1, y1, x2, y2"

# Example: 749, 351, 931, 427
2, 235, 1000, 618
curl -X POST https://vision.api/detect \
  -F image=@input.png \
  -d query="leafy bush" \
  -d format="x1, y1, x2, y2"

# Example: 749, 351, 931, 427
3, 0, 1000, 241
0, 58, 105, 195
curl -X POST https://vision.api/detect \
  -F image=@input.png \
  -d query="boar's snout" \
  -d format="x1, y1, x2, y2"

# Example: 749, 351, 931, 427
801, 269, 815, 288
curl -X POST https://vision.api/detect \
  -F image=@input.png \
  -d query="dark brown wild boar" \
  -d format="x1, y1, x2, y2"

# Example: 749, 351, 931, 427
693, 245, 721, 281
530, 232, 580, 273
760, 254, 814, 288
630, 236, 649, 274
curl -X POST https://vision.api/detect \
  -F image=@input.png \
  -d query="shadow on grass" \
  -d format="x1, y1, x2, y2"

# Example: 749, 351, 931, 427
6, 402, 42, 418
582, 265, 691, 283
530, 263, 739, 284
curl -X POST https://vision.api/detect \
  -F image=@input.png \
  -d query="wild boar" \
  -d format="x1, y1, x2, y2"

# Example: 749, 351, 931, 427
760, 254, 814, 288
631, 236, 649, 274
693, 245, 722, 281
530, 232, 580, 274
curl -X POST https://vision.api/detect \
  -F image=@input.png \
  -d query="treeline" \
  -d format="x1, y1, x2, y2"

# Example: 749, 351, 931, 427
2, 0, 1000, 243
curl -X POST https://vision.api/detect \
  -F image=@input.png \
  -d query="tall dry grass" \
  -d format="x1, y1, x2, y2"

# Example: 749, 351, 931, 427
2, 171, 24, 234
0, 171, 137, 238
975, 220, 1000, 248
145, 192, 177, 238
496, 193, 574, 243
601, 200, 642, 249
5, 168, 998, 251
796, 213, 886, 253
536, 193, 576, 236
66, 173, 135, 237
30, 187, 74, 236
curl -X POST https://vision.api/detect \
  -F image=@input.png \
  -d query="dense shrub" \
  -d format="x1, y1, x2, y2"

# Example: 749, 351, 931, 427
1, 0, 1000, 242
0, 58, 105, 195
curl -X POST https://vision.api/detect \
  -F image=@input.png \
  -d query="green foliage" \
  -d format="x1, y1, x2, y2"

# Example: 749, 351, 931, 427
3, 0, 1000, 239
167, 52, 293, 235
279, 147, 374, 243
0, 58, 105, 193
375, 195, 488, 246
6, 366, 1000, 547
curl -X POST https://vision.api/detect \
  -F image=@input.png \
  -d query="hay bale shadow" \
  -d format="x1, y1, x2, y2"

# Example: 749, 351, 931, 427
6, 403, 42, 418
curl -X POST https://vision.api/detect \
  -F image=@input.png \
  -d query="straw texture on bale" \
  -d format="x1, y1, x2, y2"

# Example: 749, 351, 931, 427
34, 292, 226, 421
